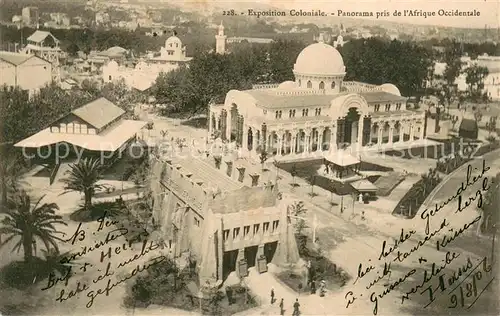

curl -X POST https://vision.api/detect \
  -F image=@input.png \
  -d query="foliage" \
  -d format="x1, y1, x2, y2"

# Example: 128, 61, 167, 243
393, 168, 441, 218
0, 150, 26, 210
290, 164, 298, 186
464, 65, 489, 102
307, 175, 317, 197
480, 172, 500, 235
486, 116, 497, 135
0, 191, 66, 263
60, 158, 106, 211
288, 201, 307, 235
259, 150, 268, 170
0, 81, 138, 144
339, 38, 434, 98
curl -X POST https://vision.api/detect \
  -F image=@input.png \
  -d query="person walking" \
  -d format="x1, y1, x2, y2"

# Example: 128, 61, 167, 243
310, 279, 316, 294
293, 298, 300, 316
279, 298, 284, 315
271, 288, 275, 304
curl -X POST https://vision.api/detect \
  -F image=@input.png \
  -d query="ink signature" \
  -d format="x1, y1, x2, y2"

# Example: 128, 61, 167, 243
343, 160, 493, 315
40, 210, 167, 308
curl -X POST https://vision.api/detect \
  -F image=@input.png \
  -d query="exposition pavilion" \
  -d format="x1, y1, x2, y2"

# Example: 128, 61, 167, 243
208, 35, 426, 167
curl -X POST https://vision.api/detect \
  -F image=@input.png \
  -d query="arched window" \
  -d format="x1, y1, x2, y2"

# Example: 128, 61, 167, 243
331, 81, 336, 89
307, 81, 312, 89
319, 81, 325, 89
298, 79, 301, 87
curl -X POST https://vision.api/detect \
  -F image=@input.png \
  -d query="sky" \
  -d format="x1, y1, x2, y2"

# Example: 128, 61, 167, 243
210, 0, 500, 29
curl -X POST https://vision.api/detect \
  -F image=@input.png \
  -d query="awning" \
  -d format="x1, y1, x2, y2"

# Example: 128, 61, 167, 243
14, 120, 147, 151
323, 152, 360, 167
350, 179, 378, 192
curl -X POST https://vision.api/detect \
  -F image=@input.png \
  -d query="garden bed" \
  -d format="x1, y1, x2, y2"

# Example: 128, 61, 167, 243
125, 260, 258, 315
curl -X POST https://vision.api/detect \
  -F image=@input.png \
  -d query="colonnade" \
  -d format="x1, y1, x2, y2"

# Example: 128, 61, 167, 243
208, 108, 426, 156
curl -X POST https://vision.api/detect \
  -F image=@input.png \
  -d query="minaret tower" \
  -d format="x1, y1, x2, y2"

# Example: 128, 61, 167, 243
215, 21, 226, 54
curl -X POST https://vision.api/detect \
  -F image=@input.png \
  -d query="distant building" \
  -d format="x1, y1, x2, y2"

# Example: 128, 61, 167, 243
102, 60, 160, 92
21, 6, 39, 26
148, 33, 192, 67
21, 30, 63, 82
0, 51, 52, 95
14, 97, 147, 182
215, 21, 227, 55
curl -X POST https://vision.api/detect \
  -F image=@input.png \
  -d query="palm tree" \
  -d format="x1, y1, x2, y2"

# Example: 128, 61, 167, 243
0, 191, 66, 263
60, 158, 105, 211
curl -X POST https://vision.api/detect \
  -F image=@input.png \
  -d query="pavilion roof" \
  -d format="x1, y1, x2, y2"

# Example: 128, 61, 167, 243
14, 120, 147, 151
27, 30, 59, 43
323, 152, 360, 167
350, 179, 378, 192
71, 97, 125, 130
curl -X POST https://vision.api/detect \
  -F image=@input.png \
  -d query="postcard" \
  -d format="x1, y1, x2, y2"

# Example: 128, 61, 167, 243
0, 0, 498, 315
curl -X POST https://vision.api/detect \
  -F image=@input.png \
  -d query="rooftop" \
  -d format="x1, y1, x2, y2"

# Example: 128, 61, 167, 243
170, 157, 243, 193
0, 51, 36, 66
27, 30, 59, 44
208, 186, 278, 215
71, 97, 125, 130
359, 91, 407, 103
14, 119, 147, 151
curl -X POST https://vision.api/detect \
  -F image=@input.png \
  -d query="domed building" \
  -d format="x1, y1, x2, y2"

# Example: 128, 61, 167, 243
149, 32, 192, 66
208, 37, 426, 164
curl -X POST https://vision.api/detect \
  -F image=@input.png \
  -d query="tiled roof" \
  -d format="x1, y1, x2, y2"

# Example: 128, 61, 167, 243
359, 91, 407, 103
14, 120, 147, 151
245, 90, 341, 109
71, 98, 125, 130
27, 30, 59, 43
0, 51, 34, 66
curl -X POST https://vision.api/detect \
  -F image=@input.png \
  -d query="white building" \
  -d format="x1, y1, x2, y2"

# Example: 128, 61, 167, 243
209, 36, 425, 165
0, 51, 52, 95
215, 21, 227, 54
21, 30, 62, 83
102, 60, 161, 92
148, 33, 192, 67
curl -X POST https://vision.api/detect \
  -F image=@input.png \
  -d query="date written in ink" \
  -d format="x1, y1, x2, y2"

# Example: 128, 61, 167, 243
448, 270, 495, 309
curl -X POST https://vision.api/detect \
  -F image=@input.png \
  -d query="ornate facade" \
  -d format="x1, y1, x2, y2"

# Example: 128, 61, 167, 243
208, 37, 426, 159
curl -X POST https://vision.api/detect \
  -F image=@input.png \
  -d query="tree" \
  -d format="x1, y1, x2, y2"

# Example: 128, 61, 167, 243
486, 116, 497, 136
290, 164, 298, 187
440, 42, 463, 113
60, 158, 106, 211
480, 172, 500, 235
0, 151, 25, 210
259, 150, 268, 171
474, 110, 483, 124
288, 201, 307, 235
464, 65, 489, 102
307, 175, 317, 197
0, 191, 66, 263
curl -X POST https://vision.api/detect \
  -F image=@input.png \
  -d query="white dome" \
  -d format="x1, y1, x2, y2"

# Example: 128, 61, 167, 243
166, 36, 182, 46
379, 83, 401, 96
294, 42, 346, 76
278, 81, 296, 89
